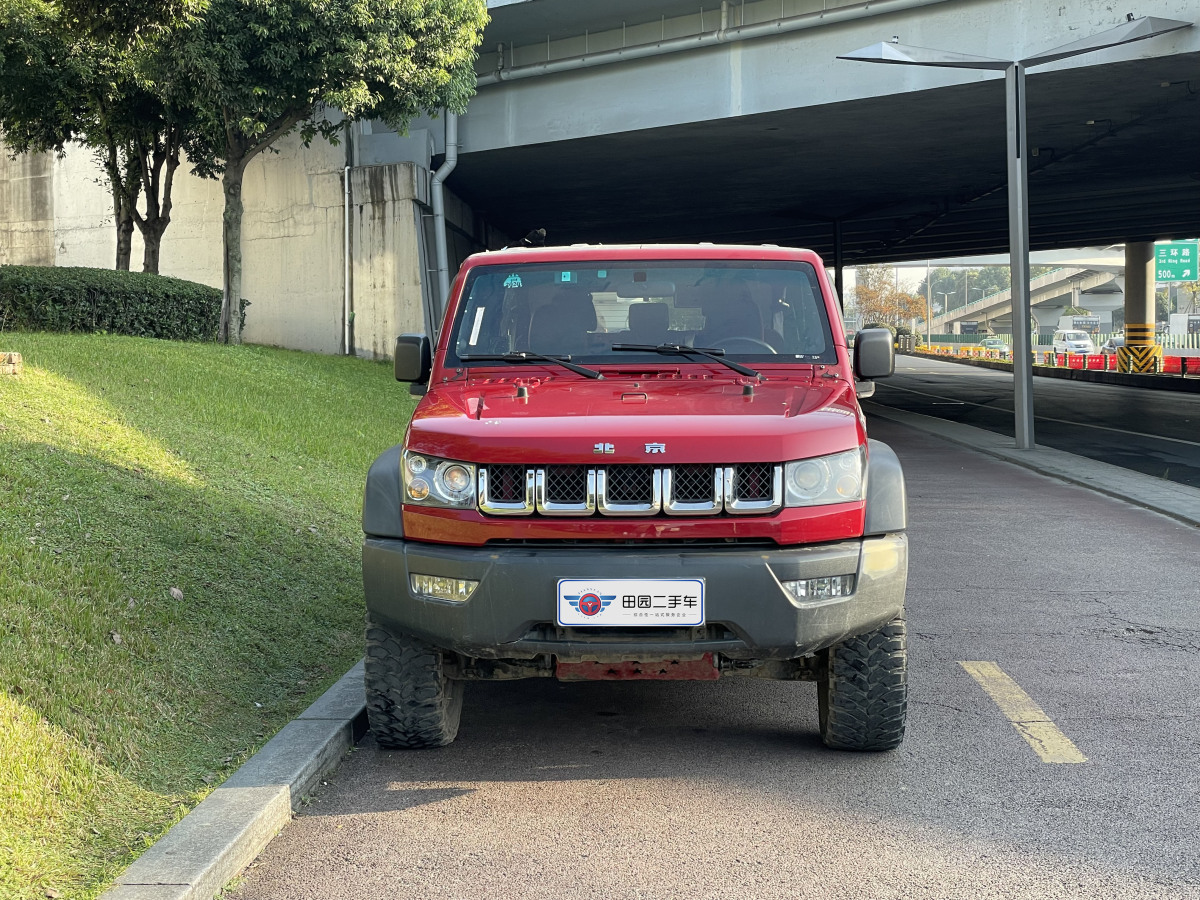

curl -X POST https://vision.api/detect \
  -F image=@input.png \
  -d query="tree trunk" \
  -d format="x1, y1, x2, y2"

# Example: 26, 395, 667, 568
115, 205, 134, 271
105, 146, 142, 271
142, 225, 163, 274
220, 162, 246, 344
135, 130, 180, 276
110, 159, 139, 271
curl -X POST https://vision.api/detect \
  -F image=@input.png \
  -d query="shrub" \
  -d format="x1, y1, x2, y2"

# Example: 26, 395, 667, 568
0, 266, 243, 341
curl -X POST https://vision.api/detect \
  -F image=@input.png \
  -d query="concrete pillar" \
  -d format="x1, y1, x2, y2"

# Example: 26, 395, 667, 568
833, 219, 844, 313
349, 163, 429, 360
1119, 241, 1161, 373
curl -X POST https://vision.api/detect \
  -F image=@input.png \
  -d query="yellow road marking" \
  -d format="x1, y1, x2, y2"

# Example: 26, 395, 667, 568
959, 661, 1087, 764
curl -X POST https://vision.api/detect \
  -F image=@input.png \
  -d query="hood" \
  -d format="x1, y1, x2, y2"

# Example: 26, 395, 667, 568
407, 373, 864, 464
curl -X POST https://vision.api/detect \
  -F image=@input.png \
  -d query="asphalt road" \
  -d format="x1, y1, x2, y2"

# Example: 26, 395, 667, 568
873, 355, 1200, 488
231, 419, 1200, 900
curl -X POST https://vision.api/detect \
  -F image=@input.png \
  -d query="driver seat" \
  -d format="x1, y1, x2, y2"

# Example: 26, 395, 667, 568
528, 293, 598, 356
695, 293, 763, 349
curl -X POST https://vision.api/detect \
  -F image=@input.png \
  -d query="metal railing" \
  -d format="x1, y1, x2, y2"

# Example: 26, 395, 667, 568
925, 332, 1200, 349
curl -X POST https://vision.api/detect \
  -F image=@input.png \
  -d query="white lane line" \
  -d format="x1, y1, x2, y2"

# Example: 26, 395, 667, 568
881, 382, 1200, 450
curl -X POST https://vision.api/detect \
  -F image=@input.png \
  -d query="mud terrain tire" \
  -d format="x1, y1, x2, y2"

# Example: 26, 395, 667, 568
817, 613, 907, 751
365, 613, 463, 749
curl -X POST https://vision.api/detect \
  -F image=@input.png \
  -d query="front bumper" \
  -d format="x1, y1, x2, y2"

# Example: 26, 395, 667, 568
363, 535, 907, 663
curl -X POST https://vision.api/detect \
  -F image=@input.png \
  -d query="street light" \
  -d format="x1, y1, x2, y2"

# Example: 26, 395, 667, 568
839, 15, 1191, 450
936, 290, 955, 313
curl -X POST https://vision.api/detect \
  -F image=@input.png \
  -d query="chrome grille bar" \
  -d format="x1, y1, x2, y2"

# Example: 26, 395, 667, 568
478, 467, 535, 515
478, 464, 783, 516
662, 466, 722, 516
596, 467, 662, 516
723, 465, 783, 514
535, 468, 596, 515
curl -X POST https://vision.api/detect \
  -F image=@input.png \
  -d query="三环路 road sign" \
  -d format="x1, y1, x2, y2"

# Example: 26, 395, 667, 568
1155, 241, 1198, 283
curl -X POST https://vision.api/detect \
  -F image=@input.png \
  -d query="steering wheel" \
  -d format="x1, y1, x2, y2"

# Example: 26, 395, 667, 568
710, 336, 777, 354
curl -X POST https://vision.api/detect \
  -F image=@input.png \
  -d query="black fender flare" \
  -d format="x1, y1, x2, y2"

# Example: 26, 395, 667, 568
363, 445, 404, 538
864, 439, 907, 536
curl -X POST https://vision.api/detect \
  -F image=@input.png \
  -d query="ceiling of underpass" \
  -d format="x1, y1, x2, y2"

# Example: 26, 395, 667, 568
447, 50, 1200, 264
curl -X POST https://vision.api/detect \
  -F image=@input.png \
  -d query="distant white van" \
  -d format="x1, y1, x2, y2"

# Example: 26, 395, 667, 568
1052, 330, 1096, 355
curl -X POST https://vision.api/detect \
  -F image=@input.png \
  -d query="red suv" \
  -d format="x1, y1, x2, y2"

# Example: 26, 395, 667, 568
362, 244, 908, 750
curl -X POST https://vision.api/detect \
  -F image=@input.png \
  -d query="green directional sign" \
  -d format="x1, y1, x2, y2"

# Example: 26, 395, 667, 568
1155, 241, 1199, 282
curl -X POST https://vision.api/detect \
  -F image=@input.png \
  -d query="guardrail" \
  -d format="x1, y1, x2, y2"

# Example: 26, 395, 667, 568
918, 343, 1200, 375
924, 332, 1200, 349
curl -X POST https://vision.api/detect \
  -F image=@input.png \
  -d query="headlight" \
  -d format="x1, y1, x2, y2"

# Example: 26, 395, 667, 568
784, 447, 865, 506
402, 451, 476, 508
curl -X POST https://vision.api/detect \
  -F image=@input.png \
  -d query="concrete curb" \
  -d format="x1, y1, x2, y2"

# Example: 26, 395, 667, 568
100, 661, 367, 900
863, 401, 1200, 529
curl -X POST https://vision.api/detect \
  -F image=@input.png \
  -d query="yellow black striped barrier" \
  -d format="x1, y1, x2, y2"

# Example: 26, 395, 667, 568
1117, 344, 1162, 373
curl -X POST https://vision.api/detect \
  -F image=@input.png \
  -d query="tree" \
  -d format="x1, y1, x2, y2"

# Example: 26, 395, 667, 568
1155, 289, 1171, 323
57, 0, 205, 35
168, 0, 488, 344
1175, 281, 1200, 315
852, 265, 926, 329
0, 0, 205, 271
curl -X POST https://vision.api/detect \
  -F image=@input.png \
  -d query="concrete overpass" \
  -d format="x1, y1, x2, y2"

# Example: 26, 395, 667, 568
390, 0, 1200, 267
927, 266, 1120, 333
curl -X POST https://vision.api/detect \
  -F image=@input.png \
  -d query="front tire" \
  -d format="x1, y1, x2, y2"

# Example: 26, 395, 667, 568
817, 613, 908, 751
364, 613, 463, 749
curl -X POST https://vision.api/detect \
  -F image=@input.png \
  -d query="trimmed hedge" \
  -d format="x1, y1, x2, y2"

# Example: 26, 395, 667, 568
0, 265, 242, 341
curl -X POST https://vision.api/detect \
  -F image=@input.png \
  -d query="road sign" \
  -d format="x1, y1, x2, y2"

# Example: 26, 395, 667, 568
1155, 241, 1198, 282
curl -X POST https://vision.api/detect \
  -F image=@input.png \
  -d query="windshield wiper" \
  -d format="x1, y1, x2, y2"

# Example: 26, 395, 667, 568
611, 343, 762, 379
459, 352, 604, 379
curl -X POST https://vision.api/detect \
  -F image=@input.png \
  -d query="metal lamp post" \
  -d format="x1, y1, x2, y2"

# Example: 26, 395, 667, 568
936, 290, 955, 317
839, 15, 1191, 450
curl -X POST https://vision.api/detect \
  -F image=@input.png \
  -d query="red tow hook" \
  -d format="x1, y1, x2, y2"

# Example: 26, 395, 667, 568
554, 654, 721, 681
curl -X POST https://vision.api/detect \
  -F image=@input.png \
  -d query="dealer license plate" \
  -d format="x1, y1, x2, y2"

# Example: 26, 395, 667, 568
556, 578, 705, 627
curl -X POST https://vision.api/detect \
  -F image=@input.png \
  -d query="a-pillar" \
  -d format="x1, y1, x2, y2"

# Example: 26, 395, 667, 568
1118, 242, 1161, 373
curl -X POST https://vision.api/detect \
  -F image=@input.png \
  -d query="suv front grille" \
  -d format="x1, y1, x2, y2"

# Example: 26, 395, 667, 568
545, 465, 589, 503
479, 464, 781, 517
734, 462, 774, 501
672, 464, 715, 502
605, 465, 653, 503
487, 465, 526, 503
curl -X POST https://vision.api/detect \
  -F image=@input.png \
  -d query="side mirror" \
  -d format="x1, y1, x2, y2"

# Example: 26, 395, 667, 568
394, 334, 431, 383
854, 327, 895, 381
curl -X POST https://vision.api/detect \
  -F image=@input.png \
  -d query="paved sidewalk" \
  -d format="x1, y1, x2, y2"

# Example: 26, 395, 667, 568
100, 406, 1200, 900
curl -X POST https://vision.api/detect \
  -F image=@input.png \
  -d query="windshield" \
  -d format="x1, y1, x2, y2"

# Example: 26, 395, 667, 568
1064, 332, 1090, 341
445, 260, 838, 369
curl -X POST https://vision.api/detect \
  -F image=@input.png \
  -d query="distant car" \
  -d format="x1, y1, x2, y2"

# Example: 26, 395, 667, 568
1052, 330, 1096, 355
979, 336, 1010, 357
1101, 336, 1124, 355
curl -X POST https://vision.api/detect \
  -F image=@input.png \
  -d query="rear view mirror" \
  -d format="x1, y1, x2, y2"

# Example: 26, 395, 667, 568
395, 334, 431, 383
615, 281, 676, 299
854, 328, 895, 381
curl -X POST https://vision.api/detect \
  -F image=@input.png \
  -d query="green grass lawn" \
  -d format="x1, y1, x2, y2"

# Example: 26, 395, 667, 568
0, 333, 417, 900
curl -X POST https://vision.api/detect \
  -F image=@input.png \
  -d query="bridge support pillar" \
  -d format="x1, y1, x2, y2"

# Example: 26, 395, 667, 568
833, 219, 844, 313
1118, 241, 1161, 373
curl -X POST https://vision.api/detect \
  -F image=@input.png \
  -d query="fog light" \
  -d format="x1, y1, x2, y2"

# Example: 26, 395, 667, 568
782, 575, 855, 603
410, 573, 479, 602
